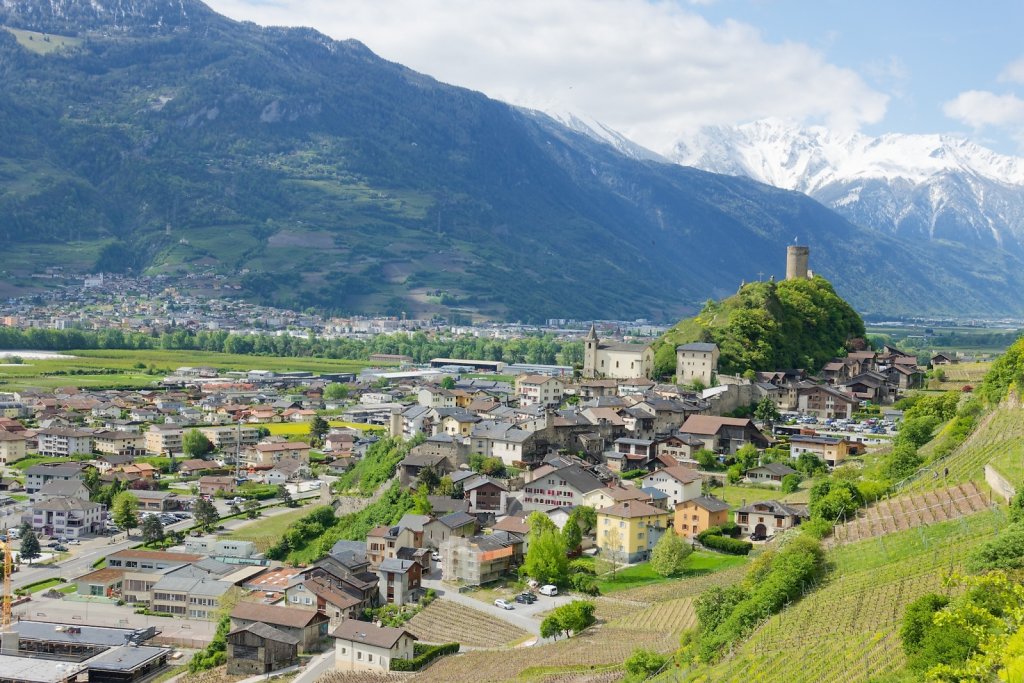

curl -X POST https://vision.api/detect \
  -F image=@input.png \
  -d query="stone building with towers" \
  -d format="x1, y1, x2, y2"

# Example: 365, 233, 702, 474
786, 245, 811, 280
582, 325, 654, 379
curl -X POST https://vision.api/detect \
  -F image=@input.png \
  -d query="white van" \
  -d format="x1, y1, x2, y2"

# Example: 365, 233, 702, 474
6, 528, 19, 539
539, 584, 558, 596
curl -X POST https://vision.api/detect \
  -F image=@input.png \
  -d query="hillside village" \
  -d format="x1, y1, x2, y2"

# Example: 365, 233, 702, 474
0, 249, 991, 683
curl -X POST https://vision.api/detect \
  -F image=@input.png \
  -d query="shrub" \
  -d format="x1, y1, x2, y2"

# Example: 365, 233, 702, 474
800, 517, 833, 540
569, 572, 600, 595
700, 534, 752, 555
390, 642, 459, 671
968, 523, 1024, 571
624, 649, 668, 678
780, 473, 801, 493
900, 594, 950, 655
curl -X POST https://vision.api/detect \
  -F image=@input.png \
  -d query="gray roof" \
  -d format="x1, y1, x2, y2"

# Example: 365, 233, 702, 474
26, 462, 86, 477
747, 462, 798, 477
462, 474, 506, 492
551, 464, 604, 494
330, 540, 367, 559
438, 511, 477, 529
640, 486, 668, 500
737, 500, 806, 516
397, 513, 432, 532
228, 621, 300, 646
378, 558, 417, 573
14, 621, 147, 647
686, 496, 730, 513
677, 343, 718, 352
33, 496, 101, 513
331, 620, 415, 649
86, 645, 169, 672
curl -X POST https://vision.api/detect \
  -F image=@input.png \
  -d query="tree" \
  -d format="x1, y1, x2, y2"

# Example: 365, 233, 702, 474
278, 484, 297, 508
733, 443, 760, 471
112, 492, 139, 534
309, 416, 330, 447
229, 503, 241, 516
182, 429, 214, 459
418, 464, 441, 492
323, 383, 350, 400
19, 529, 40, 564
694, 449, 720, 471
440, 376, 456, 390
437, 475, 456, 497
561, 515, 583, 553
527, 511, 557, 535
541, 600, 596, 639
523, 528, 569, 585
650, 530, 692, 577
780, 473, 802, 494
570, 506, 597, 534
795, 452, 826, 476
412, 484, 433, 515
597, 527, 623, 578
753, 396, 781, 424
141, 515, 165, 545
193, 498, 219, 531
240, 499, 259, 519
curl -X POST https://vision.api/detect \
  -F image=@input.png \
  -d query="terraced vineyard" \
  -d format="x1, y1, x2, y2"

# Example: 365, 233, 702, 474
827, 480, 991, 548
405, 599, 530, 648
902, 406, 1024, 491
675, 510, 1002, 683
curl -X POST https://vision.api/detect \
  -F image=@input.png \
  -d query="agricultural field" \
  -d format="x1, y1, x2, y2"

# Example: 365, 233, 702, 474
903, 405, 1024, 491
0, 348, 371, 391
317, 673, 407, 683
405, 599, 531, 648
712, 483, 809, 507
676, 509, 1002, 683
827, 480, 991, 548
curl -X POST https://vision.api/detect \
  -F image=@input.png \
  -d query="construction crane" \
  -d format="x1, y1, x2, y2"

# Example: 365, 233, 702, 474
0, 538, 11, 630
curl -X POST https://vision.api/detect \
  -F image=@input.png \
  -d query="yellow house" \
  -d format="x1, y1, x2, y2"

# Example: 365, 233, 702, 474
597, 500, 671, 563
0, 432, 26, 466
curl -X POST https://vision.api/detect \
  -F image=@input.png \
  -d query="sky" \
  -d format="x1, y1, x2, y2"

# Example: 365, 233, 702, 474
203, 0, 1024, 155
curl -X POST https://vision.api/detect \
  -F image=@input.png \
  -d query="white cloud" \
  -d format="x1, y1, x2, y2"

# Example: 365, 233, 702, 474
943, 90, 1024, 129
998, 56, 1024, 84
204, 0, 888, 153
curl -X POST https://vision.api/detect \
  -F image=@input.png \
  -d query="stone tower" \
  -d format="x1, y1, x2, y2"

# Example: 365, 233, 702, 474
786, 245, 810, 280
583, 324, 599, 379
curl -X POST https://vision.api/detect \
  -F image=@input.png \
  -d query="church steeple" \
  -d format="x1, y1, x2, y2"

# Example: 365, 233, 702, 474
586, 323, 598, 341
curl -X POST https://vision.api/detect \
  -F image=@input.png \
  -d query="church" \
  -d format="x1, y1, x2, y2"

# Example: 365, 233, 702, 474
582, 325, 655, 379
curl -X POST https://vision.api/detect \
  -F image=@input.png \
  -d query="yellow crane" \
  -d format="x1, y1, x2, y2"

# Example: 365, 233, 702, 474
0, 538, 11, 630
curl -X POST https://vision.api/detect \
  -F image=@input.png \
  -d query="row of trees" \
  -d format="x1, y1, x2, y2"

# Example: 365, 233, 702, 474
0, 326, 583, 367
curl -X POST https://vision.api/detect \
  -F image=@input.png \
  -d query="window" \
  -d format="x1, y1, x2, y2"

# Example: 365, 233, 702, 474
368, 654, 373, 662
357, 652, 362, 660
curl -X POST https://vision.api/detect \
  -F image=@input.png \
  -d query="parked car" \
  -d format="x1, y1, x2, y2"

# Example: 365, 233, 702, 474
539, 585, 558, 596
45, 540, 62, 548
515, 593, 536, 604
52, 544, 68, 552
431, 551, 440, 562
494, 599, 514, 610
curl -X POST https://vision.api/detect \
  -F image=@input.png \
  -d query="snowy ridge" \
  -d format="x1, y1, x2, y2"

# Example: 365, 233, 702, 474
667, 119, 1024, 251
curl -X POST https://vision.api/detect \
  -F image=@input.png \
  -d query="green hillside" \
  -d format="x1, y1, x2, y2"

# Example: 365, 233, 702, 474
653, 275, 865, 377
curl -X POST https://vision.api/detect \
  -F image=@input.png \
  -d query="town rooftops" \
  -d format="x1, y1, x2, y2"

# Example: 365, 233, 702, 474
255, 441, 310, 452
648, 465, 701, 484
108, 549, 203, 563
791, 434, 843, 446
378, 558, 417, 574
33, 496, 102, 513
437, 511, 477, 529
331, 620, 415, 649
26, 462, 88, 477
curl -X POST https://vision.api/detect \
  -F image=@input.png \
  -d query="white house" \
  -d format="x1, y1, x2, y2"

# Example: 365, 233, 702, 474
331, 621, 416, 672
640, 466, 702, 508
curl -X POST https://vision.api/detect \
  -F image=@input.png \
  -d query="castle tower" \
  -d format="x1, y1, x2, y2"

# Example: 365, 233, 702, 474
583, 324, 599, 379
786, 245, 810, 280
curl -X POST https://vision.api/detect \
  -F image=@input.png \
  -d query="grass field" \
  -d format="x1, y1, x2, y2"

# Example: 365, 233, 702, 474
712, 483, 809, 507
219, 507, 310, 551
2, 26, 82, 54
252, 420, 378, 436
596, 551, 747, 594
677, 509, 1002, 683
0, 348, 371, 391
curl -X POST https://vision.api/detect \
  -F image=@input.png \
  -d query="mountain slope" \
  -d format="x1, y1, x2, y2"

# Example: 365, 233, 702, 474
670, 119, 1024, 256
1, 3, 1023, 320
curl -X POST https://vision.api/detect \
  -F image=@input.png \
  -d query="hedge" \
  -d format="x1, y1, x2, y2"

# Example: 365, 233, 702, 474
699, 534, 753, 555
390, 642, 460, 671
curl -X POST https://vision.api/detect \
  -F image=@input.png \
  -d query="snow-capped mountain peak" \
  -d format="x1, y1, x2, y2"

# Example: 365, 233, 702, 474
668, 119, 1024, 253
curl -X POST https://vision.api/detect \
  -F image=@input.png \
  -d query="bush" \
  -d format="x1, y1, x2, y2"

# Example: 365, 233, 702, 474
620, 468, 647, 480
624, 649, 668, 678
800, 517, 833, 540
569, 572, 600, 595
968, 523, 1024, 571
390, 642, 460, 671
700, 534, 752, 555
